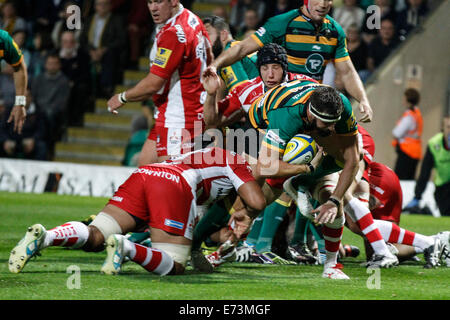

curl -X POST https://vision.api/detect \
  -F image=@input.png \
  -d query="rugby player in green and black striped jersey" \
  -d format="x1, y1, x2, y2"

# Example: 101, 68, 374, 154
0, 29, 28, 133
202, 0, 373, 123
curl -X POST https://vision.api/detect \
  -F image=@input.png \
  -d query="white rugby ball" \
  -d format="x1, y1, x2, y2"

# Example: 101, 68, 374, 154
283, 134, 318, 164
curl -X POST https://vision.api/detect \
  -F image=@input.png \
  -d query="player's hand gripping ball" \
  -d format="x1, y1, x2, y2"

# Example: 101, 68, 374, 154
282, 134, 318, 164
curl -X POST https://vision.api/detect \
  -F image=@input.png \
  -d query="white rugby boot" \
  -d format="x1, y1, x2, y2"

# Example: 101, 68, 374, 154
101, 234, 126, 275
9, 224, 46, 273
322, 263, 350, 280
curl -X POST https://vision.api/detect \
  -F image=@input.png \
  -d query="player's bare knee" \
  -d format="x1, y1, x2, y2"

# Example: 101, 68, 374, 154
82, 226, 105, 252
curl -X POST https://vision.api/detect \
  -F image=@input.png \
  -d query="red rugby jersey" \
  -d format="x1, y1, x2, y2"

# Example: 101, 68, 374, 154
152, 147, 255, 206
149, 6, 212, 129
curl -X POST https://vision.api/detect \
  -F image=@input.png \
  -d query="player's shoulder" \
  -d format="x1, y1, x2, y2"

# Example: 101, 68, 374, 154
0, 29, 12, 42
323, 14, 346, 35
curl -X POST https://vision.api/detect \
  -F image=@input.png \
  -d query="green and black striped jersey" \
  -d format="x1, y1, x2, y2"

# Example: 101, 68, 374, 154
251, 8, 349, 82
0, 29, 23, 70
248, 79, 357, 154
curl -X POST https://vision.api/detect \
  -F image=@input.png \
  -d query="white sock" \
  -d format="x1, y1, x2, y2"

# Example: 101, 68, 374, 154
345, 198, 392, 257
43, 221, 89, 249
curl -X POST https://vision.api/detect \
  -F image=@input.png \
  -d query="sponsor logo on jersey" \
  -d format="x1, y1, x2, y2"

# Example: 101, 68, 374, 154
174, 24, 186, 43
305, 53, 324, 74
255, 27, 266, 37
221, 67, 237, 86
266, 130, 286, 146
133, 168, 180, 183
164, 219, 184, 230
154, 47, 172, 68
111, 196, 123, 202
312, 45, 322, 51
188, 13, 199, 29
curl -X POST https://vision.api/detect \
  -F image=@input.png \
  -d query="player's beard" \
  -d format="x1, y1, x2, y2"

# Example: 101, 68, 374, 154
212, 38, 223, 58
304, 118, 332, 137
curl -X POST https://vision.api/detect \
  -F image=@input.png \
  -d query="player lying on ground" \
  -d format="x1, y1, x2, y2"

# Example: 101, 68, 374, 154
347, 160, 449, 268
9, 147, 266, 275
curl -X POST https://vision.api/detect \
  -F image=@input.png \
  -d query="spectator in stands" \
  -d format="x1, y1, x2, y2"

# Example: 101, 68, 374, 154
0, 89, 47, 160
33, 0, 70, 33
367, 18, 399, 72
127, 0, 152, 69
59, 30, 92, 126
346, 23, 370, 82
392, 88, 423, 180
235, 8, 261, 40
333, 0, 366, 31
51, 0, 82, 48
264, 0, 296, 21
28, 31, 54, 79
229, 0, 265, 35
0, 1, 26, 35
396, 0, 429, 40
404, 115, 450, 216
361, 0, 397, 45
31, 53, 70, 158
80, 0, 126, 98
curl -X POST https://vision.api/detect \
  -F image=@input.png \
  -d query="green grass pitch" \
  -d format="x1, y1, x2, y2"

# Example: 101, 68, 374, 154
0, 191, 449, 300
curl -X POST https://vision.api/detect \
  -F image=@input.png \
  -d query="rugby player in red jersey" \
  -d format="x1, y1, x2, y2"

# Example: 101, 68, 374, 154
9, 148, 266, 275
107, 0, 213, 165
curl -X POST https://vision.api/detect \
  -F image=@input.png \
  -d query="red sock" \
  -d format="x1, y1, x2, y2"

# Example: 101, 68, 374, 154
127, 241, 174, 275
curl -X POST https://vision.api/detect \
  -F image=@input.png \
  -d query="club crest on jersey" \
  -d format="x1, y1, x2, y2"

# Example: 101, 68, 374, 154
305, 53, 324, 74
154, 47, 172, 68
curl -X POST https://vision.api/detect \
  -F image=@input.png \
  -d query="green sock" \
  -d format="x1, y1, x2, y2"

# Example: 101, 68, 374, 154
290, 208, 310, 246
191, 200, 230, 251
255, 200, 289, 253
246, 214, 264, 246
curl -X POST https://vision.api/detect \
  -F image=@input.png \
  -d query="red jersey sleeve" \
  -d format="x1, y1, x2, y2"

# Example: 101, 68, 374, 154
150, 28, 186, 79
225, 150, 255, 190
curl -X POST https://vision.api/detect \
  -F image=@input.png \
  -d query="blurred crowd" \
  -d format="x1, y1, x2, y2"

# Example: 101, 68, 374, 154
0, 0, 431, 162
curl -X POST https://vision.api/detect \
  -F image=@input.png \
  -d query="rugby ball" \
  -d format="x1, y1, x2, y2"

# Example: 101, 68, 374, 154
282, 134, 318, 164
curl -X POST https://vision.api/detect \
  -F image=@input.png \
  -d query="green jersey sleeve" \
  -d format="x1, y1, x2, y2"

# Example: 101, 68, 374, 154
0, 30, 23, 67
333, 22, 350, 62
262, 107, 304, 154
335, 93, 358, 135
250, 10, 298, 47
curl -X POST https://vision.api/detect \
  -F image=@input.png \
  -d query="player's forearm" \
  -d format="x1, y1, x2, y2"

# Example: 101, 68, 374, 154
341, 62, 368, 104
13, 62, 28, 98
203, 93, 219, 126
332, 149, 359, 201
256, 158, 310, 179
212, 38, 257, 70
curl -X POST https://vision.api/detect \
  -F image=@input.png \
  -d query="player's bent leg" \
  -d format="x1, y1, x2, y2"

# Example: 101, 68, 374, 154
321, 214, 350, 280
102, 227, 190, 276
85, 204, 137, 251
9, 205, 136, 273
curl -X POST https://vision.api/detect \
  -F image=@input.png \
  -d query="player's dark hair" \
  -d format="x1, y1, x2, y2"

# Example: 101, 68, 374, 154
309, 86, 344, 120
202, 15, 230, 33
257, 43, 288, 79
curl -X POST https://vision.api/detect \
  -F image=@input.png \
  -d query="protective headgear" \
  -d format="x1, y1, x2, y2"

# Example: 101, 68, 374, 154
256, 43, 288, 79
